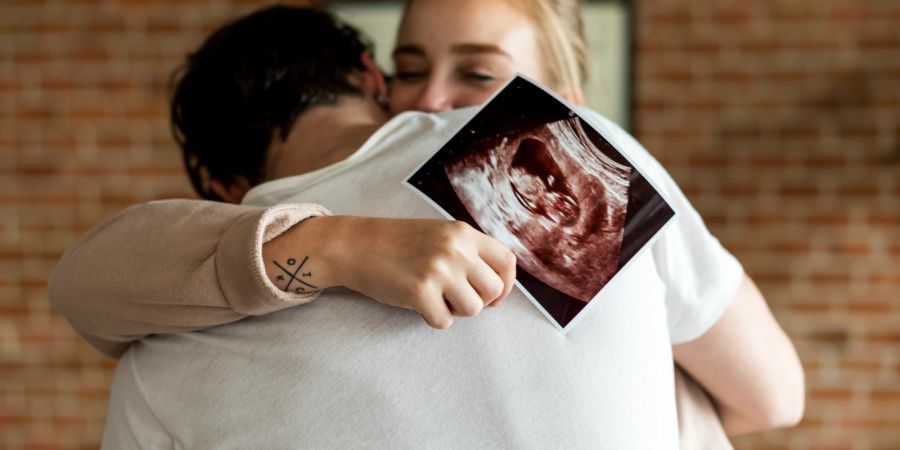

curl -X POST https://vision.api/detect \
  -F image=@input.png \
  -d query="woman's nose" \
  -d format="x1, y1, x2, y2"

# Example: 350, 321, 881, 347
413, 78, 453, 112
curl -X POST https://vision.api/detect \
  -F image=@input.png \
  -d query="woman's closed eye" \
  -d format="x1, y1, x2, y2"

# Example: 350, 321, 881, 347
456, 59, 513, 85
394, 70, 428, 82
462, 71, 497, 83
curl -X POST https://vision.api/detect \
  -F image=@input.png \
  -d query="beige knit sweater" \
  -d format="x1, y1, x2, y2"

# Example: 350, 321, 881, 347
49, 199, 328, 358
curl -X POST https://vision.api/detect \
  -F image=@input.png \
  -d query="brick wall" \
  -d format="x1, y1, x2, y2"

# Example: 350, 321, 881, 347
634, 0, 900, 449
0, 0, 897, 448
1, 1, 247, 448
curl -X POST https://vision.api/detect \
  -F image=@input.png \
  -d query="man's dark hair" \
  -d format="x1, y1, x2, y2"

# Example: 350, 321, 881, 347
171, 5, 372, 200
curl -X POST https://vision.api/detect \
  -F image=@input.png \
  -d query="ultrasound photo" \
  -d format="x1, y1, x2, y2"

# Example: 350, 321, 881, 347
407, 76, 675, 331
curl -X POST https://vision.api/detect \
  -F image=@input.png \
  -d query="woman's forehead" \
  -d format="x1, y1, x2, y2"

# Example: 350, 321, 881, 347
397, 0, 535, 48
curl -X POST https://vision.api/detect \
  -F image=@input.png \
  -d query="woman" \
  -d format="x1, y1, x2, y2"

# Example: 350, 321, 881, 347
51, 1, 802, 445
385, 2, 800, 441
382, 0, 734, 444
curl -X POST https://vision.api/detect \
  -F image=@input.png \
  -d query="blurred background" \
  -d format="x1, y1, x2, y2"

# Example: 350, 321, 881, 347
0, 0, 898, 448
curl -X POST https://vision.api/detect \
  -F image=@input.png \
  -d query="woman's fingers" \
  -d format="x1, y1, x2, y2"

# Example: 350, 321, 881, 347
350, 218, 517, 329
416, 289, 454, 329
417, 248, 504, 327
467, 258, 505, 305
475, 235, 517, 305
444, 282, 485, 317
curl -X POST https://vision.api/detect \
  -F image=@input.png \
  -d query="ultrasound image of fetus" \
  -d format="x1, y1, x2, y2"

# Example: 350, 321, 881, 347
509, 138, 581, 227
445, 117, 631, 302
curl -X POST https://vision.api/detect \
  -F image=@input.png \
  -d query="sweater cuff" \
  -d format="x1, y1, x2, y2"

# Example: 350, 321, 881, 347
217, 203, 331, 315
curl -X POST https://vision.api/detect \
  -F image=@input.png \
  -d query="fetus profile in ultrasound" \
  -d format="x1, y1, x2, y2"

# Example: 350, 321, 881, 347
445, 117, 630, 302
407, 76, 674, 329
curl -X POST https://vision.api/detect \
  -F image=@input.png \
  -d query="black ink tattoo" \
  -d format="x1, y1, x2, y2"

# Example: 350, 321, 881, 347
273, 256, 318, 293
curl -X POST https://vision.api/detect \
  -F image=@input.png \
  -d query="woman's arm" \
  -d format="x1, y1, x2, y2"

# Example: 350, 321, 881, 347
49, 199, 515, 358
264, 215, 516, 329
577, 110, 804, 435
48, 199, 328, 358
673, 274, 805, 434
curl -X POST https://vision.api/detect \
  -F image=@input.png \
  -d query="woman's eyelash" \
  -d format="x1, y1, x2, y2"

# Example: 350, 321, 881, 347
394, 71, 426, 80
465, 72, 495, 81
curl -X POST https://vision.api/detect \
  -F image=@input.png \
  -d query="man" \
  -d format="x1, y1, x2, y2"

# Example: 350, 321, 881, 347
50, 6, 803, 448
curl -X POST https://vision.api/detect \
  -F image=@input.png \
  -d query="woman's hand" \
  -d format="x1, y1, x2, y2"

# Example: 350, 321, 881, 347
263, 216, 517, 329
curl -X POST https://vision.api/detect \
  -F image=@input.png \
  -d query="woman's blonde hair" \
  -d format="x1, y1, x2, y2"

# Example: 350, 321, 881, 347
512, 0, 590, 103
400, 0, 590, 103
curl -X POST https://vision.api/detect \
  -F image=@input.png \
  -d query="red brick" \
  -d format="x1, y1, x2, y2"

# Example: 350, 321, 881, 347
85, 20, 128, 34
870, 389, 900, 403
145, 18, 187, 34
839, 359, 882, 372
864, 331, 900, 344
721, 180, 759, 197
644, 10, 692, 24
767, 241, 811, 253
711, 9, 755, 25
688, 152, 727, 168
846, 302, 892, 314
841, 418, 900, 430
802, 154, 846, 168
779, 183, 819, 198
740, 40, 782, 53
805, 329, 850, 345
809, 387, 854, 400
867, 211, 899, 226
786, 302, 831, 314
684, 41, 719, 54
753, 272, 793, 284
828, 241, 873, 256
829, 7, 872, 22
838, 183, 880, 197
775, 124, 819, 138
806, 211, 847, 226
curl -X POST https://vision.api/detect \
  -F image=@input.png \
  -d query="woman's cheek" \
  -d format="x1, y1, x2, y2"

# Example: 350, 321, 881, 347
450, 87, 494, 109
389, 80, 507, 112
388, 85, 416, 114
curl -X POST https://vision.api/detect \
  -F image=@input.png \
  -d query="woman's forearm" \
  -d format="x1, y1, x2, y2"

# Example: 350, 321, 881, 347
673, 274, 805, 435
51, 201, 516, 358
49, 199, 328, 358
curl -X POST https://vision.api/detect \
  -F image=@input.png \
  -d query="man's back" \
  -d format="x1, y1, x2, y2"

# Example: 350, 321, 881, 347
103, 108, 740, 449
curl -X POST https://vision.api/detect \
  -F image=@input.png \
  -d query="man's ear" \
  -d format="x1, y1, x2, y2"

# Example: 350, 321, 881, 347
359, 52, 389, 108
210, 177, 250, 204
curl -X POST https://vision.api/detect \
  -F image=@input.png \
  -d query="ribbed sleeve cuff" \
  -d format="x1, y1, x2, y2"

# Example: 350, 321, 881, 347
216, 203, 331, 315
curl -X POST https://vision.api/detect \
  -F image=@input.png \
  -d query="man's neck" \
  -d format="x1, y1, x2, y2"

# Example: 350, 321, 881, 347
265, 95, 390, 180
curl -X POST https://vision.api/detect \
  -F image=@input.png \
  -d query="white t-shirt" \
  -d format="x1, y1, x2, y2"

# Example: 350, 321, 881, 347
102, 108, 742, 449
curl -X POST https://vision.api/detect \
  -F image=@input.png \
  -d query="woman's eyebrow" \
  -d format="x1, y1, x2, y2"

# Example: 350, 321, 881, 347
392, 43, 512, 58
392, 44, 425, 58
451, 43, 511, 58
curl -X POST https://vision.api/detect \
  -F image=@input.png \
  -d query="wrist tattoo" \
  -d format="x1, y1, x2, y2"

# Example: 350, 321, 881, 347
272, 256, 318, 294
